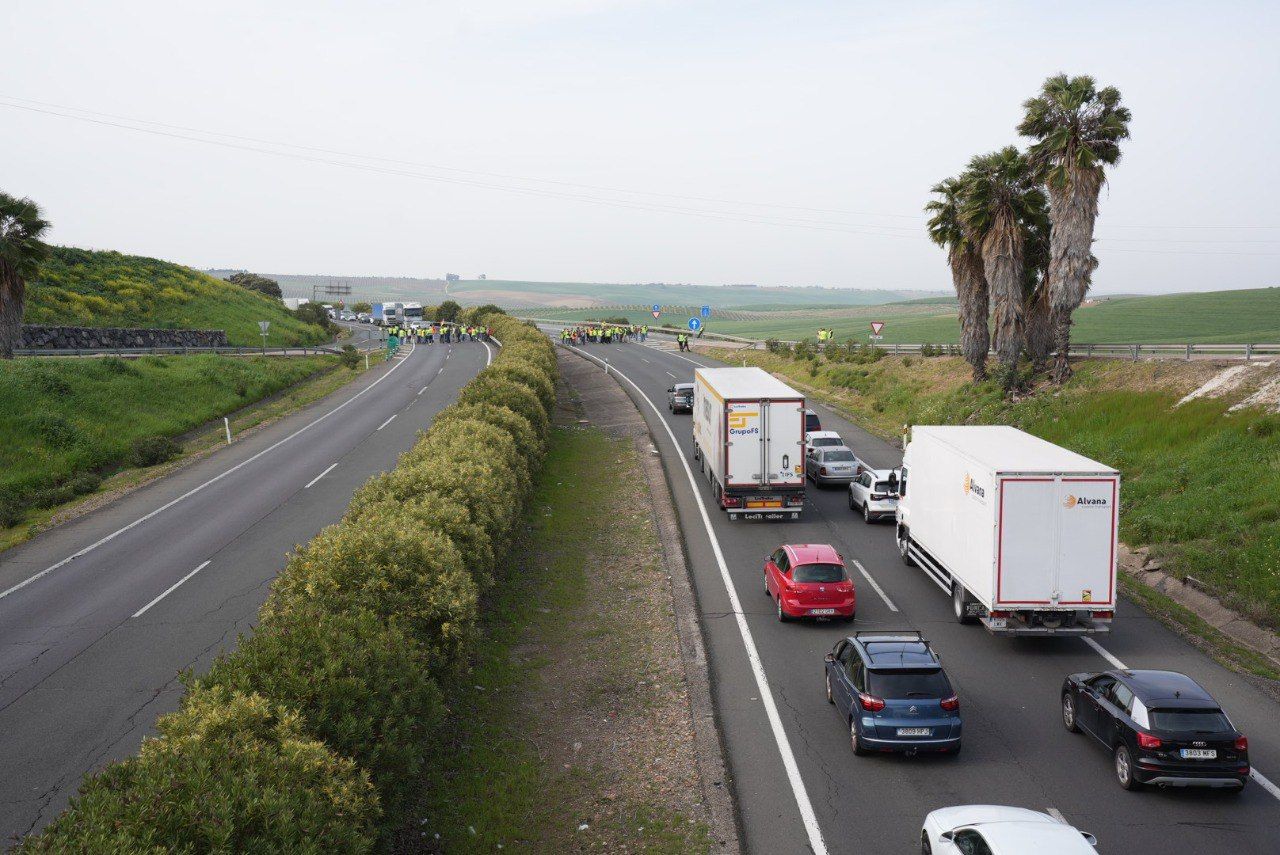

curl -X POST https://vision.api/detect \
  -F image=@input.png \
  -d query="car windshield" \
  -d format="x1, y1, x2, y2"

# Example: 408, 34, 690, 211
873, 481, 895, 494
675, 385, 693, 393
1149, 708, 1232, 733
867, 668, 951, 699
792, 563, 845, 583
811, 438, 841, 447
823, 450, 856, 463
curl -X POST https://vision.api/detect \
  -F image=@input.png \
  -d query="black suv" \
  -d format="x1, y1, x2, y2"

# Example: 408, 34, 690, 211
1061, 669, 1249, 791
667, 383, 694, 414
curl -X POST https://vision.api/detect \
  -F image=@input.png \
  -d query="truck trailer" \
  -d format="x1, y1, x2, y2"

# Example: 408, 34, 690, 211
692, 367, 806, 520
372, 302, 403, 327
895, 425, 1119, 636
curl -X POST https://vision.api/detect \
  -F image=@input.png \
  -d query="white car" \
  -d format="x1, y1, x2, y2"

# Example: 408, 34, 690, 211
805, 430, 844, 453
848, 467, 898, 523
921, 806, 1096, 854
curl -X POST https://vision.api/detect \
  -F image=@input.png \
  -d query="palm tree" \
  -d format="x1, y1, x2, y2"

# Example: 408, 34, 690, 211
0, 193, 51, 359
1021, 212, 1054, 368
959, 147, 1047, 379
926, 176, 989, 381
1019, 74, 1131, 382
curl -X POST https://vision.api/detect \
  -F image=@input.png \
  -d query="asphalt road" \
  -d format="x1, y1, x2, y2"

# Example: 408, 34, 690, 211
554, 332, 1280, 854
0, 337, 491, 844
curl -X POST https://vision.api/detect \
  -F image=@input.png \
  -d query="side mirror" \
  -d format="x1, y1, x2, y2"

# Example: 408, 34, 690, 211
940, 831, 954, 842
824, 653, 835, 663
667, 387, 674, 393
1081, 832, 1098, 847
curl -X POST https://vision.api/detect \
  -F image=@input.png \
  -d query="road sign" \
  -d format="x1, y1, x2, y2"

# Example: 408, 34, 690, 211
700, 305, 711, 319
258, 320, 271, 334
688, 317, 702, 332
651, 304, 661, 319
870, 321, 884, 336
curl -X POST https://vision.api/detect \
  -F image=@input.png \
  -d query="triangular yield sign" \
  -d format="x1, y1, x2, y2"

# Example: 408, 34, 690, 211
871, 321, 885, 335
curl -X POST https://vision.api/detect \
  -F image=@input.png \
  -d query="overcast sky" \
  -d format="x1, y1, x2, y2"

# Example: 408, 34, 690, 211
3, 1, 1277, 294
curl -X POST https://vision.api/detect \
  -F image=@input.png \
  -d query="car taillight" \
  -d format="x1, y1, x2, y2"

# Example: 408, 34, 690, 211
1136, 732, 1162, 750
940, 695, 959, 712
1235, 736, 1248, 752
858, 693, 885, 712
838, 582, 854, 592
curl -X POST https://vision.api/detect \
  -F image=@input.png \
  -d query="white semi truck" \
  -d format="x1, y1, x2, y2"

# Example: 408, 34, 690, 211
692, 367, 806, 520
895, 425, 1119, 636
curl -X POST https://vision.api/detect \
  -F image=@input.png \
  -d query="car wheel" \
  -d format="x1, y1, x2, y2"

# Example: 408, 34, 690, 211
946, 742, 962, 757
1062, 692, 1081, 733
848, 492, 856, 511
862, 503, 872, 524
898, 528, 915, 567
851, 719, 868, 756
841, 612, 856, 623
921, 831, 932, 854
952, 584, 976, 625
776, 597, 790, 623
1114, 743, 1141, 790
764, 572, 770, 597
825, 672, 834, 705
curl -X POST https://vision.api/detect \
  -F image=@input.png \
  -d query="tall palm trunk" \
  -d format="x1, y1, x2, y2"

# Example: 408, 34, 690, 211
0, 260, 24, 359
981, 209, 1024, 373
1046, 168, 1102, 382
950, 246, 989, 381
1023, 283, 1054, 368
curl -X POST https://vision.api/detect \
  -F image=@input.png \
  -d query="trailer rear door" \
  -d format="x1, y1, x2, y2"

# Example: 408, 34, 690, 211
1056, 477, 1117, 606
763, 400, 804, 486
997, 478, 1058, 604
725, 402, 763, 486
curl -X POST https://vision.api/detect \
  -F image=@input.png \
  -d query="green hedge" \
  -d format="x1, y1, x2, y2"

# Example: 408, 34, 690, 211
22, 314, 557, 850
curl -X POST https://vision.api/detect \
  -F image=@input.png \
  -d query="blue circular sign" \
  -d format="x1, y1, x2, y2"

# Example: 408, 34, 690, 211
688, 317, 702, 332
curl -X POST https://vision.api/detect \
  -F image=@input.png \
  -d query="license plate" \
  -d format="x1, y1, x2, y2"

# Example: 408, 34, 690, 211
896, 727, 930, 737
809, 608, 836, 616
1180, 748, 1217, 759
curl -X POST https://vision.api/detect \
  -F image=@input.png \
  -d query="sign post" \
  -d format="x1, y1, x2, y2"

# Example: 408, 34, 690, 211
651, 304, 662, 320
258, 320, 270, 353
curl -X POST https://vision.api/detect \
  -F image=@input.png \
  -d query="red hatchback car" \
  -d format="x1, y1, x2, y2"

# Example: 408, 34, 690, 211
764, 544, 856, 622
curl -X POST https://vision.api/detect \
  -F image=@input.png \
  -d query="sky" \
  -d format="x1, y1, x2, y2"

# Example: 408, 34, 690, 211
2, 0, 1278, 295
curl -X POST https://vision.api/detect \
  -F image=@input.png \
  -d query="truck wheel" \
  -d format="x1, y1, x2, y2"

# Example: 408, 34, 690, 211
897, 528, 915, 567
952, 584, 977, 625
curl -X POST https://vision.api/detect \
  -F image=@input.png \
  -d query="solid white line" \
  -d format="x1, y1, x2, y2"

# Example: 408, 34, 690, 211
851, 559, 899, 612
482, 340, 494, 366
132, 561, 210, 618
1080, 635, 1280, 802
304, 462, 338, 489
376, 414, 397, 431
0, 339, 417, 603
562, 342, 828, 854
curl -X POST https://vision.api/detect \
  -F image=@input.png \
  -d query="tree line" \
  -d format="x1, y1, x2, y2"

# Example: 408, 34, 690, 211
926, 74, 1131, 388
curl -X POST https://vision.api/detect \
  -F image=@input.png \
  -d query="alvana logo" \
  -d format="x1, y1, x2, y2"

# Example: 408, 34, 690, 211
962, 473, 985, 499
1064, 494, 1108, 509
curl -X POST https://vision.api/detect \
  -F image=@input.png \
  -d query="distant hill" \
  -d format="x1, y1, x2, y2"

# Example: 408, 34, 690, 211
32, 249, 329, 347
203, 270, 942, 310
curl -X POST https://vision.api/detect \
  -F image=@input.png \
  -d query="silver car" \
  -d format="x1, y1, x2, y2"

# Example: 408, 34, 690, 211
848, 468, 899, 523
806, 446, 861, 487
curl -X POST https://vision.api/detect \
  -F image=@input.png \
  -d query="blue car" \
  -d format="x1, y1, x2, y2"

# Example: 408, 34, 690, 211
824, 630, 962, 756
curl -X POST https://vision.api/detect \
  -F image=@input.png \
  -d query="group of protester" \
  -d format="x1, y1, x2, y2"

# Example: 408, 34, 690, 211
816, 327, 835, 346
386, 322, 491, 345
559, 323, 649, 345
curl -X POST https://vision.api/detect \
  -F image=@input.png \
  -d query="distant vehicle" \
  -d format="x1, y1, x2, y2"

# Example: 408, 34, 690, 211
806, 446, 860, 487
357, 312, 371, 323
339, 311, 356, 321
804, 408, 822, 432
896, 426, 1119, 636
402, 301, 424, 325
372, 302, 403, 327
1061, 669, 1249, 792
805, 430, 844, 452
920, 805, 1097, 854
667, 382, 694, 413
849, 468, 898, 523
693, 367, 805, 520
825, 630, 961, 756
764, 543, 854, 622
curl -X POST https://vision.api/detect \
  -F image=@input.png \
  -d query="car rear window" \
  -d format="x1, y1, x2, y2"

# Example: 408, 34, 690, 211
873, 481, 894, 494
867, 668, 951, 699
824, 450, 856, 462
792, 563, 846, 583
1149, 709, 1232, 732
812, 437, 841, 447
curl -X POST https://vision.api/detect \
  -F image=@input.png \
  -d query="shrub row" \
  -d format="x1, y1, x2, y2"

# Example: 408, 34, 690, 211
21, 315, 558, 851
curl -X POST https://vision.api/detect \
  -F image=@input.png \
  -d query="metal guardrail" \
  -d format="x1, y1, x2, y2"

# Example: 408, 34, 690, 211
14, 345, 345, 358
522, 319, 1280, 361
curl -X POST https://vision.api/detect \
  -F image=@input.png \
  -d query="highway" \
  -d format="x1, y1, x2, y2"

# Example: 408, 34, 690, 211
555, 332, 1280, 853
0, 336, 491, 843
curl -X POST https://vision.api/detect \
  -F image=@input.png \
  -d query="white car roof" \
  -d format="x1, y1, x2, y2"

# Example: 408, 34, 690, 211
808, 431, 841, 441
927, 806, 1093, 855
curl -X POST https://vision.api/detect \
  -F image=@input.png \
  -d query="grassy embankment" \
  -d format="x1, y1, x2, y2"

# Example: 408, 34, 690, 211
531, 287, 1280, 345
0, 354, 350, 542
28, 246, 329, 346
702, 346, 1280, 636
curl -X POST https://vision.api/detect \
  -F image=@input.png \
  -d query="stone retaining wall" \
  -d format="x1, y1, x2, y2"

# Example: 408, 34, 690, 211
20, 326, 229, 349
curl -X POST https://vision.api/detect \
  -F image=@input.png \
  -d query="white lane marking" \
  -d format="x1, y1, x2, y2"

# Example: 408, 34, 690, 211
0, 339, 418, 604
132, 561, 211, 618
1082, 635, 1280, 802
418, 385, 428, 396
304, 462, 338, 489
376, 414, 397, 431
639, 357, 651, 364
665, 371, 677, 379
851, 559, 898, 612
1082, 636, 1127, 670
562, 342, 828, 854
482, 340, 494, 366
658, 347, 714, 368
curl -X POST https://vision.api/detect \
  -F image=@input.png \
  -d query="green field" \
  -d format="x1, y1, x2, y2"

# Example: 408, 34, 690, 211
33, 248, 330, 346
528, 287, 1280, 344
0, 354, 335, 525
